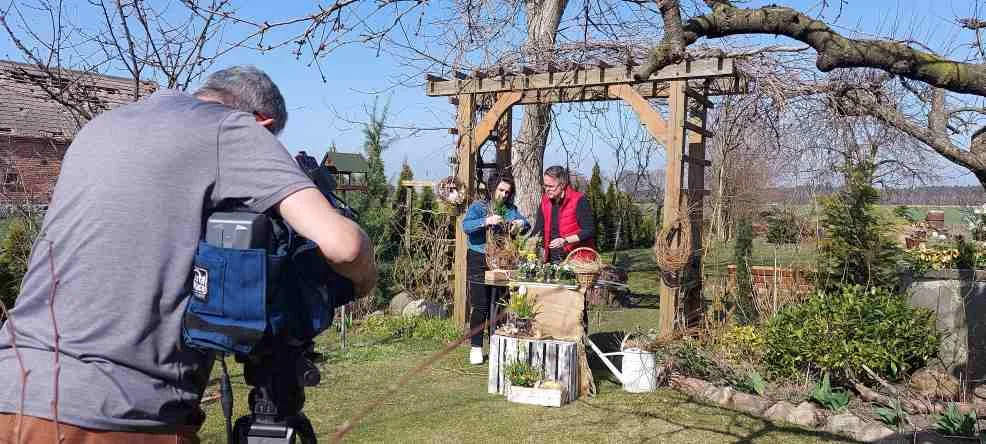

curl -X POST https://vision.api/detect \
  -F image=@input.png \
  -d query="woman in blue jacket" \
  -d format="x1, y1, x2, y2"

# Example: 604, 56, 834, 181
461, 173, 528, 364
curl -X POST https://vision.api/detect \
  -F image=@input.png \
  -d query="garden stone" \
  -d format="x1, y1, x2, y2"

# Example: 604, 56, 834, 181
910, 367, 960, 401
764, 401, 796, 424
402, 299, 448, 318
368, 310, 385, 318
672, 376, 711, 397
785, 401, 820, 427
856, 423, 897, 442
903, 270, 986, 383
388, 291, 413, 315
729, 392, 772, 415
702, 386, 734, 406
824, 412, 865, 436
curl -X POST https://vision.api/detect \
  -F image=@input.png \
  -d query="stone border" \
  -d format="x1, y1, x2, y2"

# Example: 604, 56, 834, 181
670, 375, 897, 442
907, 269, 986, 281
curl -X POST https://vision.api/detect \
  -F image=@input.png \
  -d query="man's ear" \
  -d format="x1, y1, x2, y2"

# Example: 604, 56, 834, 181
255, 115, 275, 130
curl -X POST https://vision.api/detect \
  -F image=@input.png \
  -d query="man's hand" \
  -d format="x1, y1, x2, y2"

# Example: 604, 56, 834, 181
485, 215, 503, 226
549, 237, 566, 249
277, 188, 378, 298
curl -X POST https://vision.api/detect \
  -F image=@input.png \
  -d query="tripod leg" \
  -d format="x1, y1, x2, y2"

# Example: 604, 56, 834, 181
231, 416, 252, 444
288, 414, 317, 444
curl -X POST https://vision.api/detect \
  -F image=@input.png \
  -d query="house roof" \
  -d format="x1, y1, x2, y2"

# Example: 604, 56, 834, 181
322, 151, 369, 173
0, 60, 158, 140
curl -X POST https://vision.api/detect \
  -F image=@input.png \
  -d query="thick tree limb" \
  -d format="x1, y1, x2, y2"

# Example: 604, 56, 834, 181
638, 1, 986, 97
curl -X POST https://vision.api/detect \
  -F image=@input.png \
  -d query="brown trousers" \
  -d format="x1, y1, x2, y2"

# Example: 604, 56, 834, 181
0, 414, 199, 444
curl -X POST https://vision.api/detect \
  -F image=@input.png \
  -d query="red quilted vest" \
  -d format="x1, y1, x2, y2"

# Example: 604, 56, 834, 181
541, 186, 596, 262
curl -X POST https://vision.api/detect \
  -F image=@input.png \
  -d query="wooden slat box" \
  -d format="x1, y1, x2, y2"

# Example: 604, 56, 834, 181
488, 334, 579, 403
504, 384, 565, 407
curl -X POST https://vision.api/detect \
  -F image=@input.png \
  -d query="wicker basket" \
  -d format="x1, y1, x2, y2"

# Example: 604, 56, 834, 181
563, 247, 602, 289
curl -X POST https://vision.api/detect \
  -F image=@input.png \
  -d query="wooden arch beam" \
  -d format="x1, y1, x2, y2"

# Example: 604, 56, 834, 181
473, 91, 523, 146
609, 84, 669, 145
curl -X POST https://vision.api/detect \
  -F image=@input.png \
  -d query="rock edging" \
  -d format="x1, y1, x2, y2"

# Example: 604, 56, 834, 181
669, 375, 896, 442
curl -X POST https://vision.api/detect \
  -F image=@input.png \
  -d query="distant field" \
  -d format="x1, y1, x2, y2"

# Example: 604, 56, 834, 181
784, 204, 966, 226
885, 205, 965, 225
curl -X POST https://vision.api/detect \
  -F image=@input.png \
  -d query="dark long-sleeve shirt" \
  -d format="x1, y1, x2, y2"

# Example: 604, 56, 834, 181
530, 195, 595, 262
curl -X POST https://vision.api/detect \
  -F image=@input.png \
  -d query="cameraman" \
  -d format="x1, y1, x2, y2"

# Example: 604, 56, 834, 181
0, 66, 375, 442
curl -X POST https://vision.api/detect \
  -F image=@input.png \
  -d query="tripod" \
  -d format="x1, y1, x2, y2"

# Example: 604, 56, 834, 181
229, 342, 320, 444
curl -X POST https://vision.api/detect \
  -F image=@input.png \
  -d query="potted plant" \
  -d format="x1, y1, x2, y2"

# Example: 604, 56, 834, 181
499, 286, 540, 336
503, 361, 566, 407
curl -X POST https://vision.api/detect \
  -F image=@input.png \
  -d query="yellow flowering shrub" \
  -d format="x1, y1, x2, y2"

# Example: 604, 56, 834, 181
909, 243, 960, 271
716, 324, 766, 363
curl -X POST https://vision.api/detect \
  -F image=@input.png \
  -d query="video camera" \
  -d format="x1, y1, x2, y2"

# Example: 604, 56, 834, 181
188, 165, 359, 444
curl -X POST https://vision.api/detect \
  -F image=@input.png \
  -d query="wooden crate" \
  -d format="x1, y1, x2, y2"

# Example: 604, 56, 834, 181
505, 384, 565, 407
488, 335, 579, 403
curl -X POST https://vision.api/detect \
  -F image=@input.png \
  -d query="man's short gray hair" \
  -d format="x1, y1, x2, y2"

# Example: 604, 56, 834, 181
543, 165, 569, 185
194, 66, 288, 134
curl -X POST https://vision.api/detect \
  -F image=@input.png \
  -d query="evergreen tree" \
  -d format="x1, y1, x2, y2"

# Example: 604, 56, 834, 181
418, 186, 436, 228
354, 99, 396, 261
585, 163, 607, 251
734, 218, 754, 312
622, 193, 644, 247
636, 207, 657, 248
604, 181, 618, 251
390, 160, 416, 250
816, 160, 901, 292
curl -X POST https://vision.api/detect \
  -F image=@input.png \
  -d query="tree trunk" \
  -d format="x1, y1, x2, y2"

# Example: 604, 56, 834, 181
514, 107, 552, 217
512, 0, 568, 218
709, 157, 728, 242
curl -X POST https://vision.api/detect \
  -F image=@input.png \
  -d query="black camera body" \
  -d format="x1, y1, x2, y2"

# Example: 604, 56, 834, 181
205, 169, 359, 444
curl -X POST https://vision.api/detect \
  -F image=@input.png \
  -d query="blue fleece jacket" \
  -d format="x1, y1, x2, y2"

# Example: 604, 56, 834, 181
461, 200, 529, 254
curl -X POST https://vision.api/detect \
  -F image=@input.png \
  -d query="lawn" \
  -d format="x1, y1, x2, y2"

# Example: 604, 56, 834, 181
198, 307, 850, 443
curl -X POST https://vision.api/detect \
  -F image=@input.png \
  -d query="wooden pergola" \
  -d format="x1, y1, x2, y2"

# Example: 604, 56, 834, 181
425, 57, 746, 334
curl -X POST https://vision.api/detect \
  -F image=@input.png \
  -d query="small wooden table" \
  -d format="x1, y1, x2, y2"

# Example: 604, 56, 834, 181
485, 280, 581, 340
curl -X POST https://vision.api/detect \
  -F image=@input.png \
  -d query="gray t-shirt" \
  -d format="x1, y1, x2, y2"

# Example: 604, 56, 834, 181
0, 90, 314, 431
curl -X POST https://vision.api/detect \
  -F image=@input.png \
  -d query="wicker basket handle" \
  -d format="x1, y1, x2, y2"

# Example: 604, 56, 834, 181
563, 247, 601, 265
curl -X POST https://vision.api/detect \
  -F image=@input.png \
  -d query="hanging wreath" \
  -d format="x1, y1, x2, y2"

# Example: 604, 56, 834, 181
436, 176, 465, 205
653, 209, 694, 287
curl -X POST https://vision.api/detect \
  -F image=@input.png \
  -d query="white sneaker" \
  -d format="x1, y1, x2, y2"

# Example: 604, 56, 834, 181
469, 346, 484, 365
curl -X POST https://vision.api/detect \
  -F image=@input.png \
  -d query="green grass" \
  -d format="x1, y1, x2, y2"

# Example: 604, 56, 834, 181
199, 312, 851, 443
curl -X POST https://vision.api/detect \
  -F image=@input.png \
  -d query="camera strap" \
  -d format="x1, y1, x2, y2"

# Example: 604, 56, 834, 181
219, 354, 234, 443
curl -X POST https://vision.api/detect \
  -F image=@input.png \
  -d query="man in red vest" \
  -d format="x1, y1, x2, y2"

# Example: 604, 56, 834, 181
529, 165, 596, 263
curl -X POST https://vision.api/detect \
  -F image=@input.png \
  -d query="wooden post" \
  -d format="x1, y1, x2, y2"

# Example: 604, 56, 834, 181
683, 90, 709, 327
495, 106, 512, 173
453, 93, 475, 330
659, 80, 687, 336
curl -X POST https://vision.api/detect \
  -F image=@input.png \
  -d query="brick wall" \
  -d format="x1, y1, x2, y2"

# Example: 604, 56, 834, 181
0, 135, 68, 204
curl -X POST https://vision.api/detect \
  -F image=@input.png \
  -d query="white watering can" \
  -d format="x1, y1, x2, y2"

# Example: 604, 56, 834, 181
586, 334, 658, 393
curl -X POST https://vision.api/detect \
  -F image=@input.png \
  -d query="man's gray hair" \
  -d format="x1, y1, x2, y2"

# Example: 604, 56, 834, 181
543, 165, 569, 185
194, 66, 288, 134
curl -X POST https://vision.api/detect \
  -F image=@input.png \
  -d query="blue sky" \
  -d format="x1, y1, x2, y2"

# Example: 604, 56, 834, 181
1, 0, 982, 185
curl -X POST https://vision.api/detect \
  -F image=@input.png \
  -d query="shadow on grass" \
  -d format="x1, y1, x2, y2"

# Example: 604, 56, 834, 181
577, 397, 852, 443
622, 292, 660, 309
